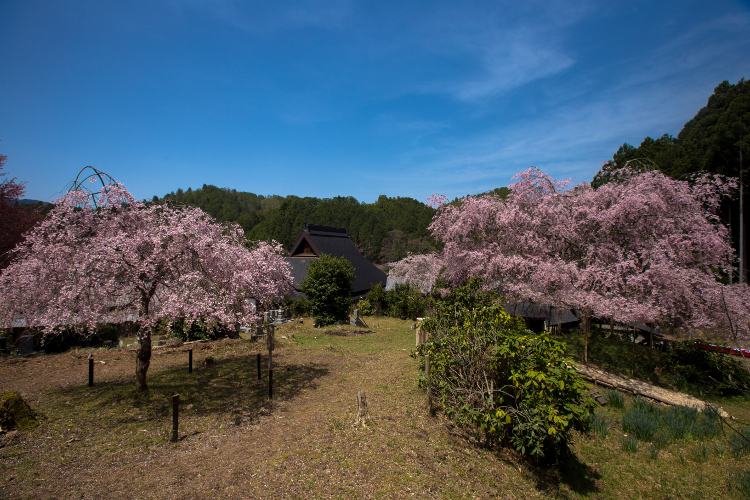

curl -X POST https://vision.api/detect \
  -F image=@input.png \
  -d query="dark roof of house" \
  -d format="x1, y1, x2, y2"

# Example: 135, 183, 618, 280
286, 223, 387, 297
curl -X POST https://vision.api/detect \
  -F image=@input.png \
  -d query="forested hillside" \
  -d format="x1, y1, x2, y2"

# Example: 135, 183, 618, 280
159, 187, 437, 264
594, 78, 749, 280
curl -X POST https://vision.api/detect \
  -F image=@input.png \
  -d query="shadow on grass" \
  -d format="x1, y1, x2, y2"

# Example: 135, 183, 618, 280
528, 449, 602, 497
54, 353, 330, 429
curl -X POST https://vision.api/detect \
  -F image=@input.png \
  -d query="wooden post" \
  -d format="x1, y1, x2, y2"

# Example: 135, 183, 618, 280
425, 354, 432, 415
88, 355, 94, 387
355, 390, 370, 426
171, 394, 179, 442
257, 353, 261, 380
188, 349, 193, 374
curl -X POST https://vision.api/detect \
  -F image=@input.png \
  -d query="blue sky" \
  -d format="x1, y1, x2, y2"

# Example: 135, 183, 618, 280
2, 1, 749, 204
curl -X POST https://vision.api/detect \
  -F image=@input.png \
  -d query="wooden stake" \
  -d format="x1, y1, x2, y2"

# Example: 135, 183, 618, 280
188, 349, 193, 374
257, 353, 261, 380
88, 355, 94, 387
355, 390, 370, 426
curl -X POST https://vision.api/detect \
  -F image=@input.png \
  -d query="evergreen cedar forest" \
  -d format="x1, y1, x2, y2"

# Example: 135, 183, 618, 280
157, 79, 750, 266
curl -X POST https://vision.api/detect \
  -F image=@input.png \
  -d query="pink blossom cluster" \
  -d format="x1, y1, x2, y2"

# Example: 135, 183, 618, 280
0, 183, 293, 338
388, 252, 444, 293
411, 166, 748, 340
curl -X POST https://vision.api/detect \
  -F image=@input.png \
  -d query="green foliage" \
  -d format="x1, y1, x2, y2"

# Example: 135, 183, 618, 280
416, 278, 595, 462
663, 342, 750, 396
34, 323, 122, 352
356, 299, 374, 316
622, 398, 723, 445
365, 283, 387, 315
301, 255, 354, 327
289, 295, 311, 318
168, 319, 236, 342
0, 391, 38, 431
387, 283, 426, 320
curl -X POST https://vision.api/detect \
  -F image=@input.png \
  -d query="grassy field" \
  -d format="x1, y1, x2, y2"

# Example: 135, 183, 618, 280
0, 318, 749, 499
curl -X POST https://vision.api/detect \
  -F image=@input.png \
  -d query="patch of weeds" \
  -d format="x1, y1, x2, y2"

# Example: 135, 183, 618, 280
728, 468, 750, 497
605, 389, 624, 409
648, 444, 660, 460
690, 443, 708, 463
622, 408, 658, 441
714, 441, 725, 458
652, 429, 669, 450
622, 434, 639, 453
632, 395, 657, 414
661, 404, 698, 440
729, 427, 750, 459
589, 412, 608, 438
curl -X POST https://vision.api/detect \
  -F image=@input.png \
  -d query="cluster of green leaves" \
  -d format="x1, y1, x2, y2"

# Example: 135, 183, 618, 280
300, 254, 354, 327
282, 294, 311, 318
365, 283, 428, 320
166, 318, 237, 342
415, 278, 595, 462
33, 323, 122, 353
161, 187, 437, 263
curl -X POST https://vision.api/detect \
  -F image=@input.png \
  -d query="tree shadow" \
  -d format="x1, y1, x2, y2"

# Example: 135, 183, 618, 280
55, 353, 330, 430
526, 449, 602, 497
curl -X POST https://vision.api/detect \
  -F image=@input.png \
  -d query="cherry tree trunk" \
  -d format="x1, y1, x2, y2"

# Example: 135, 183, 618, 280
136, 330, 152, 391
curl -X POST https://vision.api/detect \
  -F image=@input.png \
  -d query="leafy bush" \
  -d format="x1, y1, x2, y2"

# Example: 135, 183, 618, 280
387, 283, 426, 320
416, 278, 594, 462
168, 319, 237, 342
287, 295, 311, 318
34, 323, 121, 352
356, 299, 374, 316
301, 255, 354, 327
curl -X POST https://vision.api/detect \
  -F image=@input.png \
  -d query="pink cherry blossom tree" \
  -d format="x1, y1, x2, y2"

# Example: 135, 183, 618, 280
421, 166, 747, 361
388, 252, 444, 294
0, 177, 292, 389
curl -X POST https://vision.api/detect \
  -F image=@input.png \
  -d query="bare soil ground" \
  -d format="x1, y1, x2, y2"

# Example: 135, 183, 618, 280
0, 320, 546, 500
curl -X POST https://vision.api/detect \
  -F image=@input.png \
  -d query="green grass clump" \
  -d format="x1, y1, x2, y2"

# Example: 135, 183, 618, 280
729, 468, 750, 497
690, 443, 708, 463
622, 408, 658, 441
605, 389, 624, 408
590, 412, 609, 438
622, 434, 639, 453
729, 427, 750, 459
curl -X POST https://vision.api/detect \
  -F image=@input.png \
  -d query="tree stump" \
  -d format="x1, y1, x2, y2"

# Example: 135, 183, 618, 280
354, 390, 370, 427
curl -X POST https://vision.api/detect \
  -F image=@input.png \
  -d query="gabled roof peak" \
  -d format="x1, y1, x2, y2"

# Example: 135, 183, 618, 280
304, 223, 349, 238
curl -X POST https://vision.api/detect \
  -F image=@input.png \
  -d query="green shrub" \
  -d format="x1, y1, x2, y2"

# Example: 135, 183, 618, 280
289, 295, 311, 318
387, 283, 426, 320
416, 278, 594, 462
169, 319, 236, 342
301, 255, 354, 327
356, 299, 374, 316
0, 391, 38, 431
